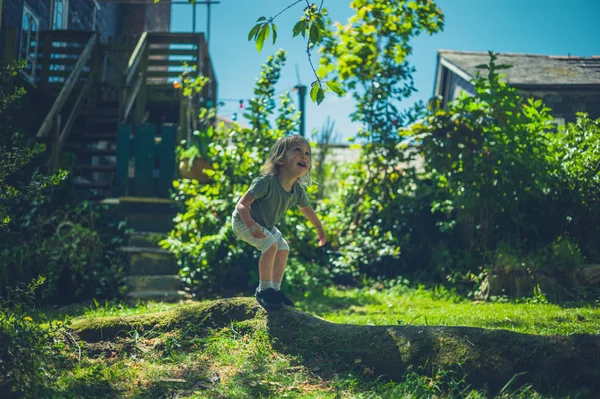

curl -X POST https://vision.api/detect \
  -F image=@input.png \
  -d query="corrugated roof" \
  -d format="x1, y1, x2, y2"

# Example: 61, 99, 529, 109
439, 50, 600, 86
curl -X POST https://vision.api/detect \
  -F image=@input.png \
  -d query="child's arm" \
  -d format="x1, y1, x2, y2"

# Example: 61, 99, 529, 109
298, 205, 326, 247
237, 192, 267, 238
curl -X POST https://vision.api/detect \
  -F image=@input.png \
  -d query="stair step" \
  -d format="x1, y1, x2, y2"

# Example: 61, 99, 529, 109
124, 250, 178, 276
126, 290, 188, 302
76, 164, 116, 172
86, 116, 120, 123
125, 212, 175, 233
75, 133, 118, 142
74, 181, 111, 190
125, 275, 181, 291
118, 246, 170, 255
128, 231, 166, 248
82, 108, 119, 115
77, 148, 116, 156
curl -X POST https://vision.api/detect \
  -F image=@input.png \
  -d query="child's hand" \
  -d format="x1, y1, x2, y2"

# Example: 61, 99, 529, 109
316, 226, 326, 247
249, 223, 267, 239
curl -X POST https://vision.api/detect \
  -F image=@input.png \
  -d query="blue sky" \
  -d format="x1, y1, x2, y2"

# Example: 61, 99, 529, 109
170, 0, 600, 143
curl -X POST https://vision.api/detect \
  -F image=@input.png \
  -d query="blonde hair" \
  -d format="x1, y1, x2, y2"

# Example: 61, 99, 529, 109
261, 134, 313, 187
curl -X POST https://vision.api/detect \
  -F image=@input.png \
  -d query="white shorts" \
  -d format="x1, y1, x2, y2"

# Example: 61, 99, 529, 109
231, 214, 289, 254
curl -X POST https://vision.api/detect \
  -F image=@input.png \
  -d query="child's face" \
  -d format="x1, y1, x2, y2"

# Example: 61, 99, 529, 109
279, 141, 311, 178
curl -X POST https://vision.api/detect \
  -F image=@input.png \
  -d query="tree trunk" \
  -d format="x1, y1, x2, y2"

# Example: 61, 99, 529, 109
71, 297, 600, 394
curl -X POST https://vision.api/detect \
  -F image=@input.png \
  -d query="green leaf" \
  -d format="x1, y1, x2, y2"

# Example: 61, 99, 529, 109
316, 87, 325, 104
272, 23, 278, 44
315, 15, 326, 31
256, 24, 270, 52
326, 81, 344, 96
475, 64, 489, 70
248, 24, 260, 41
293, 20, 305, 37
310, 82, 319, 103
257, 16, 267, 22
309, 23, 321, 44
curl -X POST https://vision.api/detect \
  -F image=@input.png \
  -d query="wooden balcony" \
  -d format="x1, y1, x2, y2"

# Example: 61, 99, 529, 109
33, 30, 218, 126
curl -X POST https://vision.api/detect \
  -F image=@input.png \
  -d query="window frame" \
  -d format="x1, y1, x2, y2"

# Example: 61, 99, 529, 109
19, 3, 40, 82
51, 0, 69, 30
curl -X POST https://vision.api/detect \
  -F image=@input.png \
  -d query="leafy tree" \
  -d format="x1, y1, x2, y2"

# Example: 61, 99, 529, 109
316, 0, 444, 276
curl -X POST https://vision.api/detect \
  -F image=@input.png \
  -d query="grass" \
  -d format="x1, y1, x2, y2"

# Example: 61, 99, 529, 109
297, 284, 600, 336
20, 284, 600, 398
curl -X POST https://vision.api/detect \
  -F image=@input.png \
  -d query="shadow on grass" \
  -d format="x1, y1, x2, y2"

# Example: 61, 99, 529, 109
49, 370, 122, 399
298, 291, 383, 314
131, 369, 220, 399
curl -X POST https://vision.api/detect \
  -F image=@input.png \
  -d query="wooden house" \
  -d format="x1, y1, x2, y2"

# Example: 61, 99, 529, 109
1, 0, 217, 199
434, 50, 600, 125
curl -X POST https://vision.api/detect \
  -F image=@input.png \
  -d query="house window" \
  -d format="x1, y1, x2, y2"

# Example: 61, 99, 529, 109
52, 0, 69, 30
20, 4, 39, 80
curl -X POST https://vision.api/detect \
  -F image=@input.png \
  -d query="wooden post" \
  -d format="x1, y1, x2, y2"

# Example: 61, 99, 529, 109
0, 0, 5, 34
134, 124, 155, 197
4, 28, 17, 64
134, 40, 148, 126
49, 114, 62, 172
39, 32, 53, 92
115, 124, 131, 197
157, 124, 177, 198
177, 95, 187, 145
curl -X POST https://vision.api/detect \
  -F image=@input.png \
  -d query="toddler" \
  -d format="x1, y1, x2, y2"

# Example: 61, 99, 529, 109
232, 134, 326, 309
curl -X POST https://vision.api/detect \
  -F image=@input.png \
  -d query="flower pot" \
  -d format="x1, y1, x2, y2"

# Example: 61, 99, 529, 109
178, 157, 212, 183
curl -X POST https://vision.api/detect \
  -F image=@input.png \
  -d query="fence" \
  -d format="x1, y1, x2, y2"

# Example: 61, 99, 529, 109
116, 123, 177, 198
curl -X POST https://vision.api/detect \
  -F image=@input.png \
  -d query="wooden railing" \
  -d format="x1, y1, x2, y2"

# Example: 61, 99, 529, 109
120, 32, 218, 126
35, 32, 99, 170
122, 32, 148, 123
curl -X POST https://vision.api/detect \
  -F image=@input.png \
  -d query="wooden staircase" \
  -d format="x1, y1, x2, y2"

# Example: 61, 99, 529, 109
116, 197, 187, 302
64, 101, 120, 197
33, 30, 217, 301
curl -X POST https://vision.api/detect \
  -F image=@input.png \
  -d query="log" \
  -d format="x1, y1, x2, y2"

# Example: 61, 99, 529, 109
70, 298, 600, 394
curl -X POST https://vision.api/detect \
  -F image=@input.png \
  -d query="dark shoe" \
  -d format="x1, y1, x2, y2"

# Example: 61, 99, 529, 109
255, 288, 283, 309
276, 290, 295, 307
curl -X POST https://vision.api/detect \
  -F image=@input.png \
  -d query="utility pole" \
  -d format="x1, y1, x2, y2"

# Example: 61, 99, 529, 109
295, 84, 307, 137
186, 0, 219, 47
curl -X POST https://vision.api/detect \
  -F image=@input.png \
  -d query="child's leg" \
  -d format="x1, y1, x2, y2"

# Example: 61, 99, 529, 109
272, 250, 289, 284
258, 243, 278, 284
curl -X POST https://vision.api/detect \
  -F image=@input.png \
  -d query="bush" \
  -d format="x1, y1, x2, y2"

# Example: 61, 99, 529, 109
324, 53, 599, 296
0, 62, 127, 304
0, 277, 66, 398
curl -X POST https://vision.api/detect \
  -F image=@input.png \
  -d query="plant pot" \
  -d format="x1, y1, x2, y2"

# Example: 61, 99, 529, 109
178, 157, 212, 183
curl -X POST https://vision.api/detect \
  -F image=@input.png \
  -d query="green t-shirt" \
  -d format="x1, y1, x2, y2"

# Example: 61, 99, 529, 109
237, 174, 310, 230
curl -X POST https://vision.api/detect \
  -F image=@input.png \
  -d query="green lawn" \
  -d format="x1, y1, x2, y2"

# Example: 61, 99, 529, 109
38, 285, 599, 398
298, 285, 600, 336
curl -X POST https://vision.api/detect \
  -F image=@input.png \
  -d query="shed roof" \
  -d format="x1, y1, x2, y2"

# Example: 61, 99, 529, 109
439, 50, 600, 87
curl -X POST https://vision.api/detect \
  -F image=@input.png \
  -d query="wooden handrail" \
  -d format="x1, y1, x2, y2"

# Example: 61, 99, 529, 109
123, 71, 144, 122
125, 32, 147, 87
36, 33, 98, 139
122, 32, 148, 122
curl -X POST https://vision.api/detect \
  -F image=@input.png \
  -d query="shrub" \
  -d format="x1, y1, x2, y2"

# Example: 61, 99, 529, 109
325, 52, 599, 295
0, 62, 127, 304
0, 277, 66, 398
